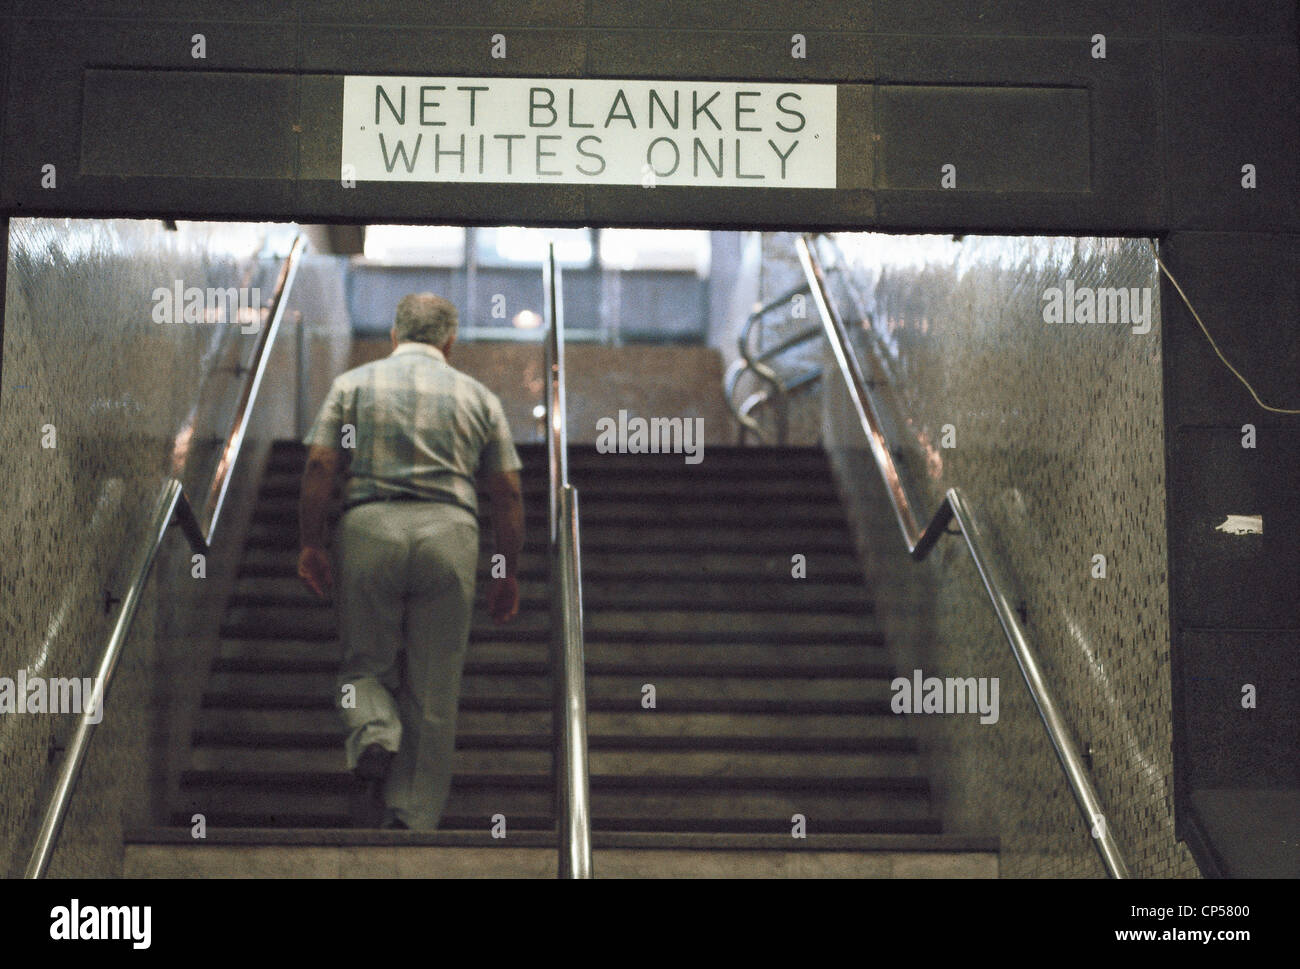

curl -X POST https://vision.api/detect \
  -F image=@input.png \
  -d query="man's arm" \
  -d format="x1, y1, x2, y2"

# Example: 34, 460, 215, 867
298, 444, 345, 598
485, 469, 524, 623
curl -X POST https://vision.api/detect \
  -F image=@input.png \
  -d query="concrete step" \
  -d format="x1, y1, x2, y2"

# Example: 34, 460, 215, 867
204, 670, 894, 704
196, 708, 917, 741
241, 520, 856, 551
239, 547, 865, 581
173, 785, 936, 827
200, 692, 892, 715
228, 577, 874, 613
214, 638, 893, 676
185, 747, 924, 778
267, 444, 832, 475
260, 474, 841, 501
253, 497, 850, 527
124, 829, 998, 878
219, 605, 881, 641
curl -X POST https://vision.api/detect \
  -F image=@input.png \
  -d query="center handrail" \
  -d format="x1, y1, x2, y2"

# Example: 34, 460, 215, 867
24, 234, 305, 879
542, 243, 593, 879
795, 232, 1130, 879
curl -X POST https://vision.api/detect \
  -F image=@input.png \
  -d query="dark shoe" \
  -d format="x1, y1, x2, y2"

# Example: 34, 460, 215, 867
351, 744, 396, 828
355, 743, 395, 781
381, 817, 409, 830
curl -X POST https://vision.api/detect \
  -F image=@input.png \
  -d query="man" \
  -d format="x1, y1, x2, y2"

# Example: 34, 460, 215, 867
297, 292, 525, 830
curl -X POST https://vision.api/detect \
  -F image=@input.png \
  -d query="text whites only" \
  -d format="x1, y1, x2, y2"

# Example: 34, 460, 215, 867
341, 76, 838, 188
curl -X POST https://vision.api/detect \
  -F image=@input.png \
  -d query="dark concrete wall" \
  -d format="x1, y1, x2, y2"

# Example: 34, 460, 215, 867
0, 1, 1225, 232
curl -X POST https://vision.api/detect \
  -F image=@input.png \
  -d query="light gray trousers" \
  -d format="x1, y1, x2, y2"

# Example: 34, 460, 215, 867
334, 500, 480, 830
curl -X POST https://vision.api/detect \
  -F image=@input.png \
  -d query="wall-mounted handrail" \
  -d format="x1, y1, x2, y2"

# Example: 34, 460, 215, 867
24, 233, 305, 879
542, 243, 593, 879
795, 232, 1130, 879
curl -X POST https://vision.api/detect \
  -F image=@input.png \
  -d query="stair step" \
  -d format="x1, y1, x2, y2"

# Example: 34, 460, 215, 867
174, 786, 935, 824
242, 522, 856, 551
126, 837, 987, 879
201, 693, 895, 716
219, 607, 881, 641
206, 669, 892, 700
184, 747, 924, 778
128, 826, 991, 850
196, 709, 918, 740
240, 548, 864, 582
213, 641, 894, 678
191, 730, 918, 754
229, 578, 874, 613
267, 445, 832, 474
253, 499, 849, 527
260, 476, 841, 501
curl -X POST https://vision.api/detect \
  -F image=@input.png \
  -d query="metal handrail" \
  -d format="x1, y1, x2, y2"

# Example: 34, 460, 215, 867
795, 232, 1130, 879
736, 368, 822, 431
24, 234, 305, 879
542, 243, 593, 879
726, 279, 815, 444
726, 278, 828, 444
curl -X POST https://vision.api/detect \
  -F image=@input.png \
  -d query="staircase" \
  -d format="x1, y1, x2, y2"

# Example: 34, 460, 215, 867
125, 441, 997, 877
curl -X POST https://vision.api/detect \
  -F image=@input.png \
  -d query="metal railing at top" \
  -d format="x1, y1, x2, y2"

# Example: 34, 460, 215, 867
795, 232, 1130, 879
542, 243, 593, 879
24, 233, 305, 879
724, 278, 824, 444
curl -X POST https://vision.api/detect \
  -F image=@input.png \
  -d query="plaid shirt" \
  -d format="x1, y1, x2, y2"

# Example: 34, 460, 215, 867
303, 342, 521, 516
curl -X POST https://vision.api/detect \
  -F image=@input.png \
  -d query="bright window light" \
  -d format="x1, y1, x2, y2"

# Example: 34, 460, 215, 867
363, 225, 466, 265
478, 227, 593, 267
600, 229, 711, 276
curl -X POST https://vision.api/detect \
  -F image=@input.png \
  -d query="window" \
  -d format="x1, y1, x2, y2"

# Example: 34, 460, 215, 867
599, 229, 711, 276
362, 225, 466, 266
475, 227, 594, 268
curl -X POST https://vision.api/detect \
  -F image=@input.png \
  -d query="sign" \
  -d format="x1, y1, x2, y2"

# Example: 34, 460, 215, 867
341, 76, 837, 188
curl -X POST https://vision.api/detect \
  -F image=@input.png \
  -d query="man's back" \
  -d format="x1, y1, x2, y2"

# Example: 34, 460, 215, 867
306, 341, 518, 515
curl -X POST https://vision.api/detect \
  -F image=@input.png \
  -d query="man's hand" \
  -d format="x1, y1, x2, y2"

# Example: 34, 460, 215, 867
298, 545, 334, 600
487, 575, 519, 624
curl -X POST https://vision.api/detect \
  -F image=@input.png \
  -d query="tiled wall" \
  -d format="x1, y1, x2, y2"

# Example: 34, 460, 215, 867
0, 218, 347, 877
817, 232, 1201, 877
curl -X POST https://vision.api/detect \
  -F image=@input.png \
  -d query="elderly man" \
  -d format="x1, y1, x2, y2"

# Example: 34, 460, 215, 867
297, 292, 524, 830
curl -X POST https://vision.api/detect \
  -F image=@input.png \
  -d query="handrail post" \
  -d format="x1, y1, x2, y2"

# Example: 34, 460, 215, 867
553, 485, 592, 878
543, 243, 593, 878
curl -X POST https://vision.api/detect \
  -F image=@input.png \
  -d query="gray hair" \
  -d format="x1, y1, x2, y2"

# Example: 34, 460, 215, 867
394, 292, 458, 347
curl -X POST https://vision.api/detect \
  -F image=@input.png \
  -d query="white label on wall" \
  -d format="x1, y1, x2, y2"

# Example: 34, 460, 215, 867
341, 76, 837, 188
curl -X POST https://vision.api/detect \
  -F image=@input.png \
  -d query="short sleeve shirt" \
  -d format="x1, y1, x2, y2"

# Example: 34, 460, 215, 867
303, 342, 522, 516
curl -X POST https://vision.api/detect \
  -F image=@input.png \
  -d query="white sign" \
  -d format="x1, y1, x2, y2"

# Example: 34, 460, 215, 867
341, 76, 837, 188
